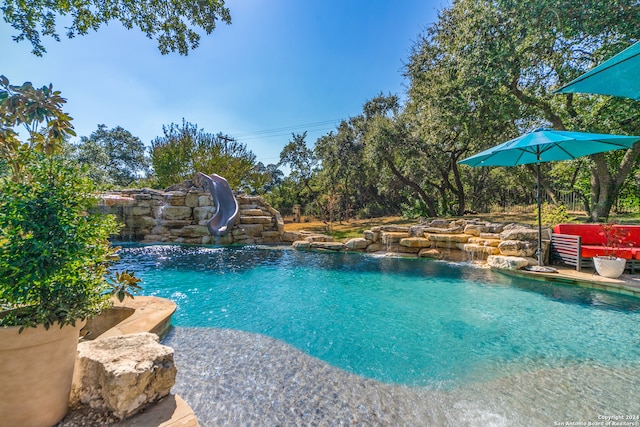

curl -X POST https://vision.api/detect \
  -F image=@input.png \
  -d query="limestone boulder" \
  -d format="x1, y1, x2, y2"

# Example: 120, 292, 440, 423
363, 230, 379, 242
398, 245, 420, 254
487, 255, 530, 270
274, 212, 285, 233
292, 240, 311, 249
485, 223, 506, 233
261, 231, 282, 241
184, 192, 200, 208
239, 215, 272, 225
428, 219, 452, 228
463, 224, 487, 236
170, 225, 210, 238
238, 195, 263, 205
399, 237, 432, 248
198, 195, 213, 206
427, 234, 470, 244
237, 223, 264, 237
498, 240, 536, 257
381, 232, 409, 245
101, 195, 135, 207
310, 241, 345, 251
371, 225, 410, 233
70, 333, 176, 420
418, 248, 443, 259
282, 231, 303, 242
409, 225, 430, 237
127, 216, 156, 229
240, 208, 265, 216
194, 206, 216, 221
132, 206, 151, 216
161, 206, 192, 221
165, 192, 186, 206
366, 243, 383, 252
479, 232, 501, 240
345, 238, 368, 250
304, 234, 334, 243
500, 224, 550, 242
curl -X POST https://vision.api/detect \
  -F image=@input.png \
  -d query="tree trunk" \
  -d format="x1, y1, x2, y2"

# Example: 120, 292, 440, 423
385, 156, 438, 217
588, 146, 640, 222
449, 155, 466, 216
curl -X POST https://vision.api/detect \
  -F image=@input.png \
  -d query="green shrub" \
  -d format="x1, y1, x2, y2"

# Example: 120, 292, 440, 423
0, 76, 122, 330
538, 203, 572, 227
0, 158, 119, 329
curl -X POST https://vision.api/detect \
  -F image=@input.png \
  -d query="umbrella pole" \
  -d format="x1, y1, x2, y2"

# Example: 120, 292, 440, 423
536, 162, 543, 266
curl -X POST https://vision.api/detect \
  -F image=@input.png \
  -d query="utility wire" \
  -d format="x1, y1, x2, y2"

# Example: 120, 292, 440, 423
237, 126, 338, 141
229, 119, 342, 140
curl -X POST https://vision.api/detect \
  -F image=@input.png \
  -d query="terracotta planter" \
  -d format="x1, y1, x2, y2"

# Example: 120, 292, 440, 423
594, 256, 627, 279
0, 321, 84, 427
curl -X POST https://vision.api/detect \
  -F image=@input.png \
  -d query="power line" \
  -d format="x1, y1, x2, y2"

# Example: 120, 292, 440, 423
237, 126, 338, 141
229, 119, 342, 139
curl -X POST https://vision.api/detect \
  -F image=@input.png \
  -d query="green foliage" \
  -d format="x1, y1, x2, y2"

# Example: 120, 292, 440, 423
276, 132, 320, 210
72, 124, 150, 187
150, 120, 261, 190
262, 177, 300, 214
2, 0, 231, 56
0, 75, 76, 179
245, 162, 284, 195
537, 203, 572, 227
403, 0, 640, 220
0, 76, 122, 330
0, 158, 119, 329
107, 270, 143, 303
279, 132, 318, 190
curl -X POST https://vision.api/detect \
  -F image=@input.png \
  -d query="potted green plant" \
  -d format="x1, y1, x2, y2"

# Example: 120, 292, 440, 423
593, 223, 630, 279
0, 76, 121, 427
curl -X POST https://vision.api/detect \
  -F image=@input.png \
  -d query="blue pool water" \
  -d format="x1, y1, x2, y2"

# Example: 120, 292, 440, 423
116, 244, 640, 388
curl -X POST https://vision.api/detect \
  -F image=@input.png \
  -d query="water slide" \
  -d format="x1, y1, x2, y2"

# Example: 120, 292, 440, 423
197, 172, 239, 236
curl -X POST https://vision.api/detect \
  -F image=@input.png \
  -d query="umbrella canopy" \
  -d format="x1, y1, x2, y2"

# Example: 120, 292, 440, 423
553, 41, 640, 100
459, 128, 640, 167
459, 128, 640, 268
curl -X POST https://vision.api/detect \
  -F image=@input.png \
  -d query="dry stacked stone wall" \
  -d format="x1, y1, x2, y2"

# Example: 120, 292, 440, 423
99, 185, 284, 245
285, 218, 551, 269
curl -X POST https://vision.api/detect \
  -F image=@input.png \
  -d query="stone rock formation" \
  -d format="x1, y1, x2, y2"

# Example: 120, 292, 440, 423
70, 333, 177, 420
99, 179, 284, 244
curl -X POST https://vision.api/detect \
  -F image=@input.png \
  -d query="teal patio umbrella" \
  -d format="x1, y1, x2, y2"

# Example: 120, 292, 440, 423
459, 128, 640, 268
553, 41, 640, 100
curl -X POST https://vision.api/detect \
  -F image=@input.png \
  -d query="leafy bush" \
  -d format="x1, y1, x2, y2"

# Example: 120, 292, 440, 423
0, 158, 119, 329
0, 75, 123, 330
538, 203, 572, 227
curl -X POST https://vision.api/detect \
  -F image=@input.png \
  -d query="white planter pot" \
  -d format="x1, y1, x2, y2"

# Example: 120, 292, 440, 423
0, 321, 84, 427
593, 256, 627, 279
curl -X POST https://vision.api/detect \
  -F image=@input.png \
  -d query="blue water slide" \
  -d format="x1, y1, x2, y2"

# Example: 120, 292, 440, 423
196, 172, 239, 236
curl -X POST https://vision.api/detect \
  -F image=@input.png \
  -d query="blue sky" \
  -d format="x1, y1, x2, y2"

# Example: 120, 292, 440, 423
1, 1, 445, 165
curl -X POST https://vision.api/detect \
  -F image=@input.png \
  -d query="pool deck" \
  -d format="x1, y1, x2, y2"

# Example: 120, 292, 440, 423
500, 265, 640, 298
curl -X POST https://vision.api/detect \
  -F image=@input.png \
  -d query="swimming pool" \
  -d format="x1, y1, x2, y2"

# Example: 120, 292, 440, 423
116, 244, 640, 389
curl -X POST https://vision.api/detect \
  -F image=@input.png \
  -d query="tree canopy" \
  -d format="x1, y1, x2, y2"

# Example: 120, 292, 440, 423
150, 119, 278, 192
267, 0, 639, 222
2, 0, 231, 56
71, 124, 150, 187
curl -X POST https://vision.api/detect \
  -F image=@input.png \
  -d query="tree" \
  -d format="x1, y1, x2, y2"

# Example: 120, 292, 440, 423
279, 132, 319, 203
150, 120, 257, 189
0, 75, 76, 179
246, 162, 284, 195
409, 0, 640, 220
72, 124, 150, 187
2, 0, 231, 56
